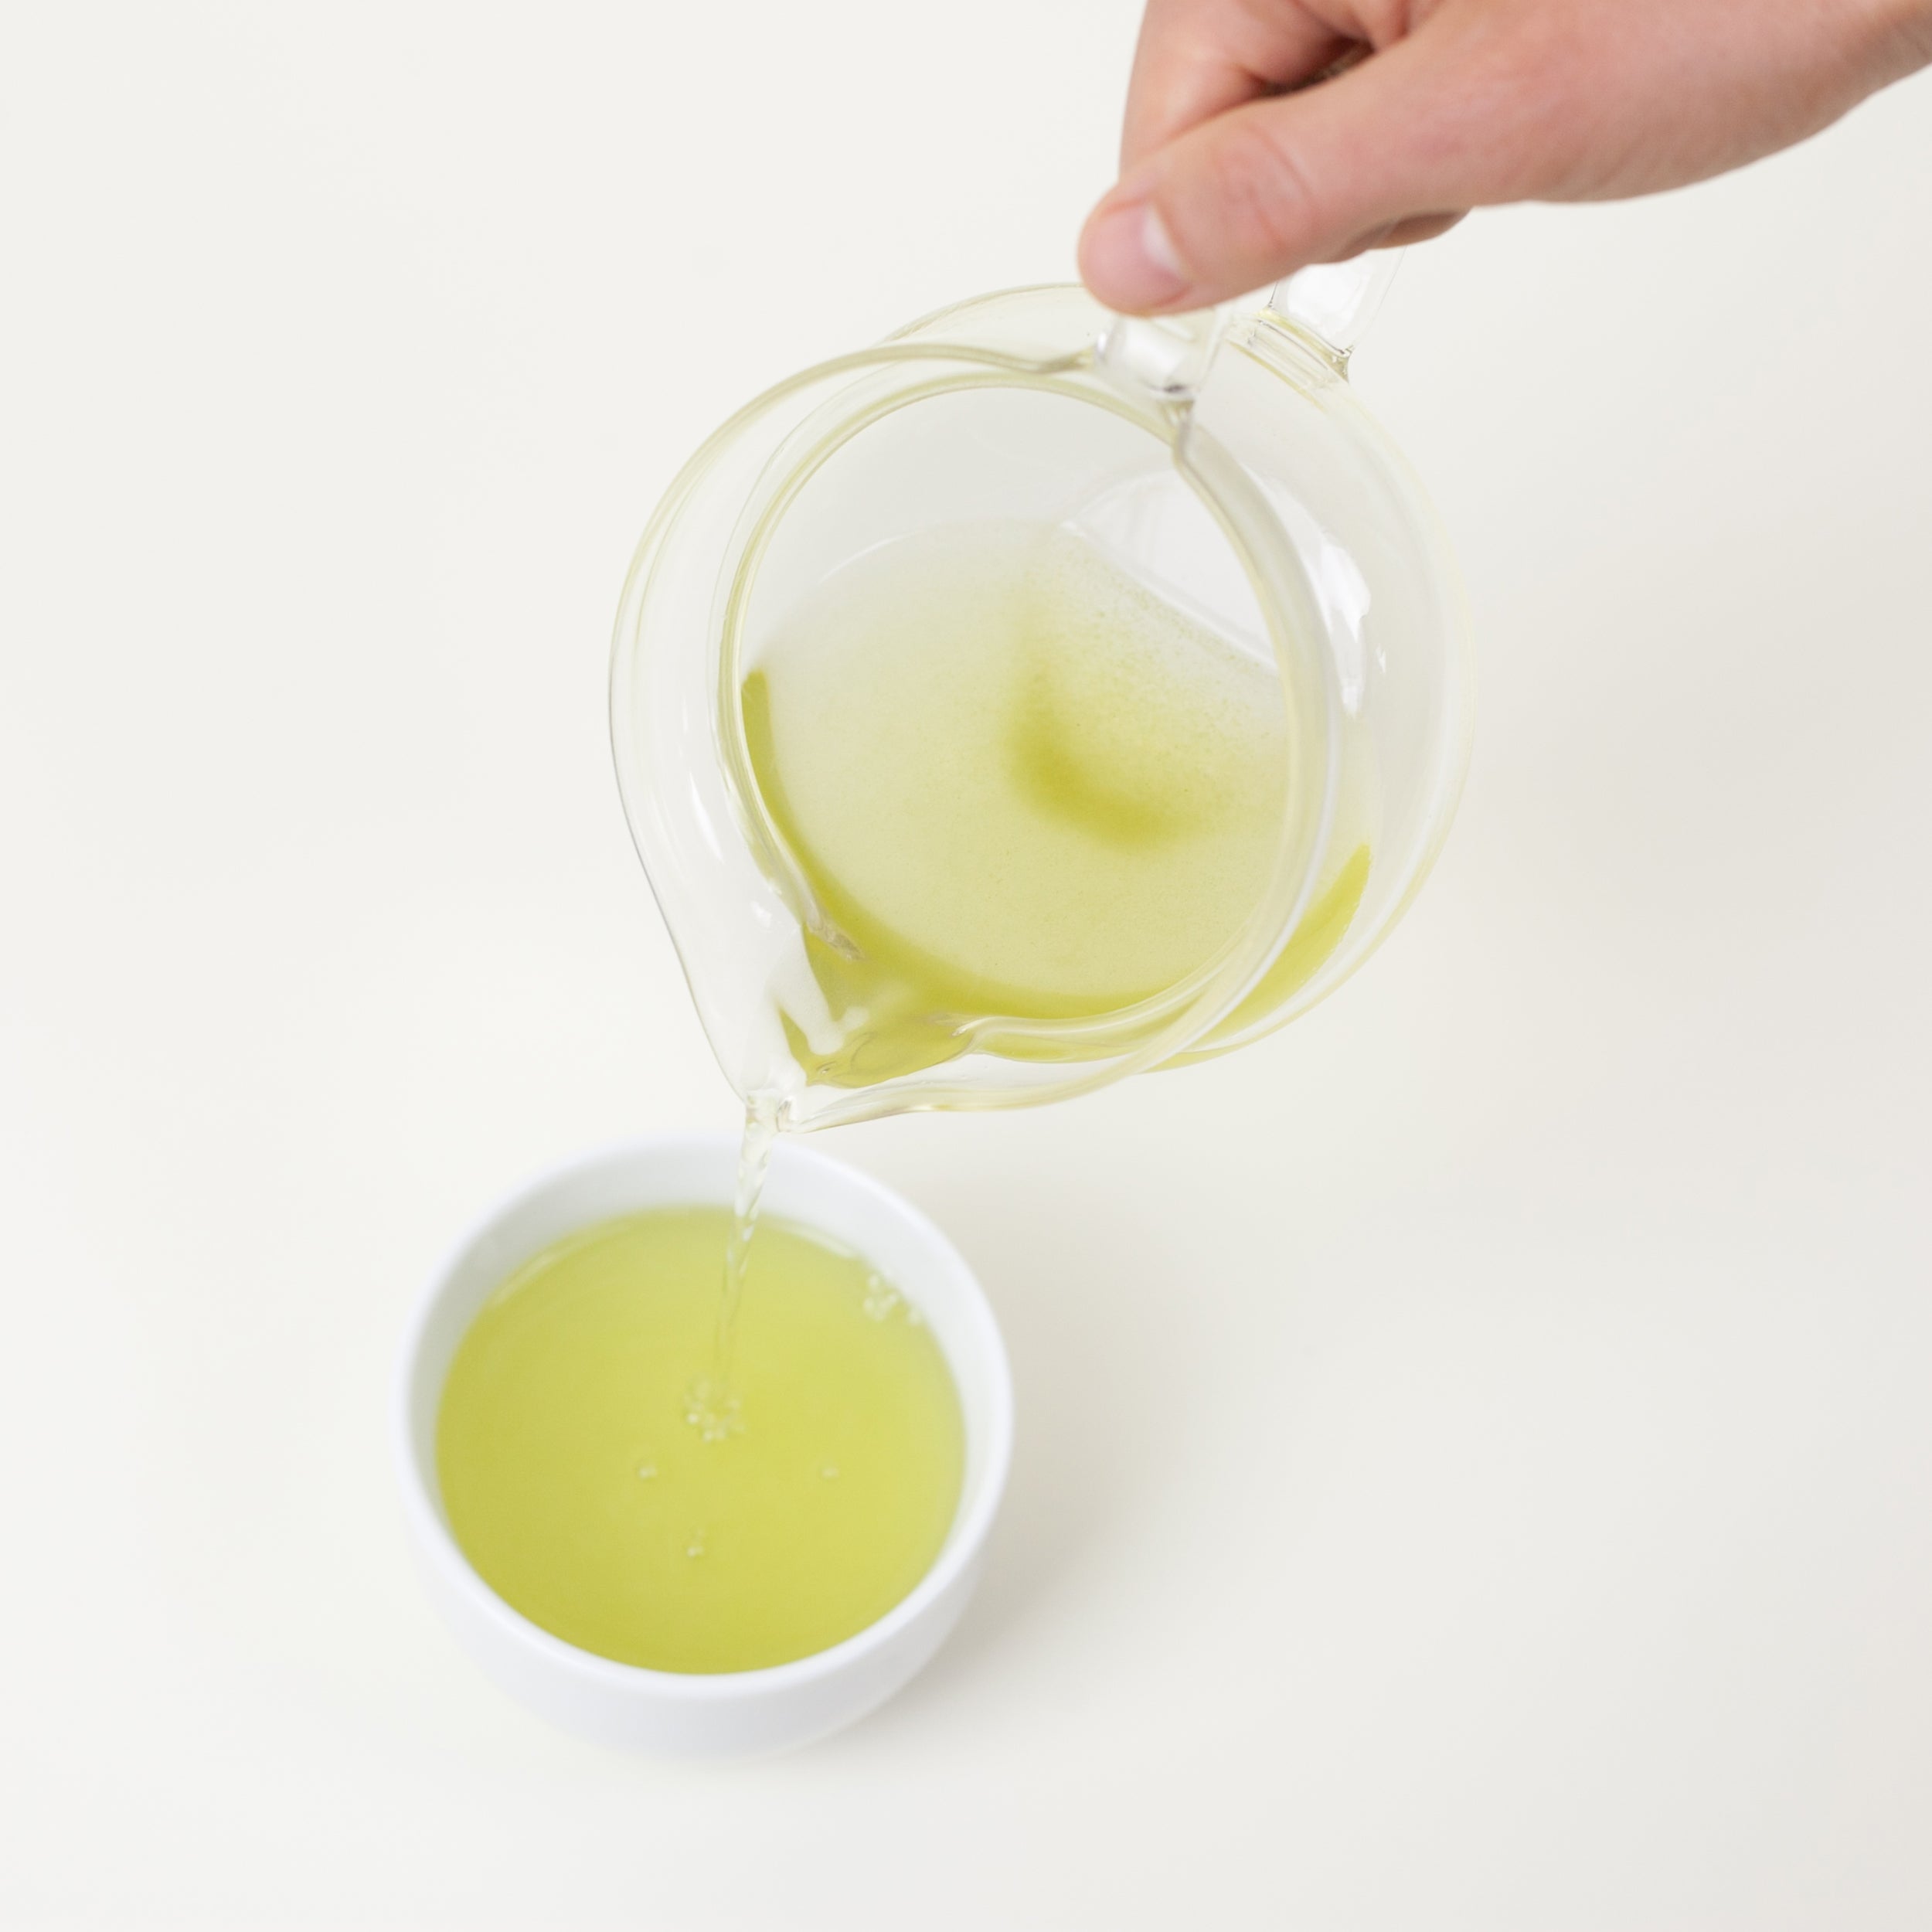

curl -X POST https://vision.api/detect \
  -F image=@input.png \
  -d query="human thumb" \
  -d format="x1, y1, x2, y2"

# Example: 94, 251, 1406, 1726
1080, 32, 1502, 312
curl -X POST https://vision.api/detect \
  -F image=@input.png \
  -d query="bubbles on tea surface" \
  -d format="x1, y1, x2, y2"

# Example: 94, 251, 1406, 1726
685, 1532, 706, 1560
684, 1377, 744, 1443
820, 1464, 840, 1480
862, 1272, 902, 1321
636, 1460, 658, 1481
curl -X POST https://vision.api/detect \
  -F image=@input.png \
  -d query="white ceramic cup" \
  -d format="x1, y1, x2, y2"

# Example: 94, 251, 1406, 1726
393, 1134, 1013, 1760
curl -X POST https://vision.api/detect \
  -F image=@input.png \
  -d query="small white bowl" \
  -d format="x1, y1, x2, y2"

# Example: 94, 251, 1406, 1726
393, 1134, 1013, 1760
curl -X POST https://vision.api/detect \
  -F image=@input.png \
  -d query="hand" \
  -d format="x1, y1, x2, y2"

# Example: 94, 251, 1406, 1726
1079, 0, 1932, 312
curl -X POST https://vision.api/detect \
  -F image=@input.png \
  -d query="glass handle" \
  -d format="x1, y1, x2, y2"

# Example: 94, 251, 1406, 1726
1097, 250, 1403, 401
1269, 250, 1403, 369
1094, 303, 1232, 404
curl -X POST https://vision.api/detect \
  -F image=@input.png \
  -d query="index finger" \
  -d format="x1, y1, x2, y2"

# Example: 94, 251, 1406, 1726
1121, 0, 1355, 170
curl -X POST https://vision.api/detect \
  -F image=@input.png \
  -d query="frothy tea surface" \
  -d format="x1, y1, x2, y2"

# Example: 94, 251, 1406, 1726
743, 521, 1302, 1083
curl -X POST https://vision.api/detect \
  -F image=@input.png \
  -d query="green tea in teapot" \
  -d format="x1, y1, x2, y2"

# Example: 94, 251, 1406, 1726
742, 519, 1371, 1087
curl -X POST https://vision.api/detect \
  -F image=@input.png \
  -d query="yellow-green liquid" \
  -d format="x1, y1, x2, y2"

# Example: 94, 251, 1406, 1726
743, 521, 1370, 1087
437, 1207, 964, 1674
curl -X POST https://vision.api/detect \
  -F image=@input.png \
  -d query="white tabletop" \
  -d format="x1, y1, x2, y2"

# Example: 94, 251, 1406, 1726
5, 5, 1930, 1927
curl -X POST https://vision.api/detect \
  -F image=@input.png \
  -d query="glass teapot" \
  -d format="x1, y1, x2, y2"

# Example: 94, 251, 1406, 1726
611, 260, 1473, 1130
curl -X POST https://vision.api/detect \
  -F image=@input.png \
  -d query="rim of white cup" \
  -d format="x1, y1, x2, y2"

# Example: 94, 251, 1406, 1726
392, 1132, 1014, 1712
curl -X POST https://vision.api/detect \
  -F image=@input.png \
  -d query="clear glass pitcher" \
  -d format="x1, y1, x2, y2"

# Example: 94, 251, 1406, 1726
611, 261, 1474, 1129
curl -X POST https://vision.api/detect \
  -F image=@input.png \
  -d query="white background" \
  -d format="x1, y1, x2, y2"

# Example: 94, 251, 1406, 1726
4, 4, 1930, 1927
